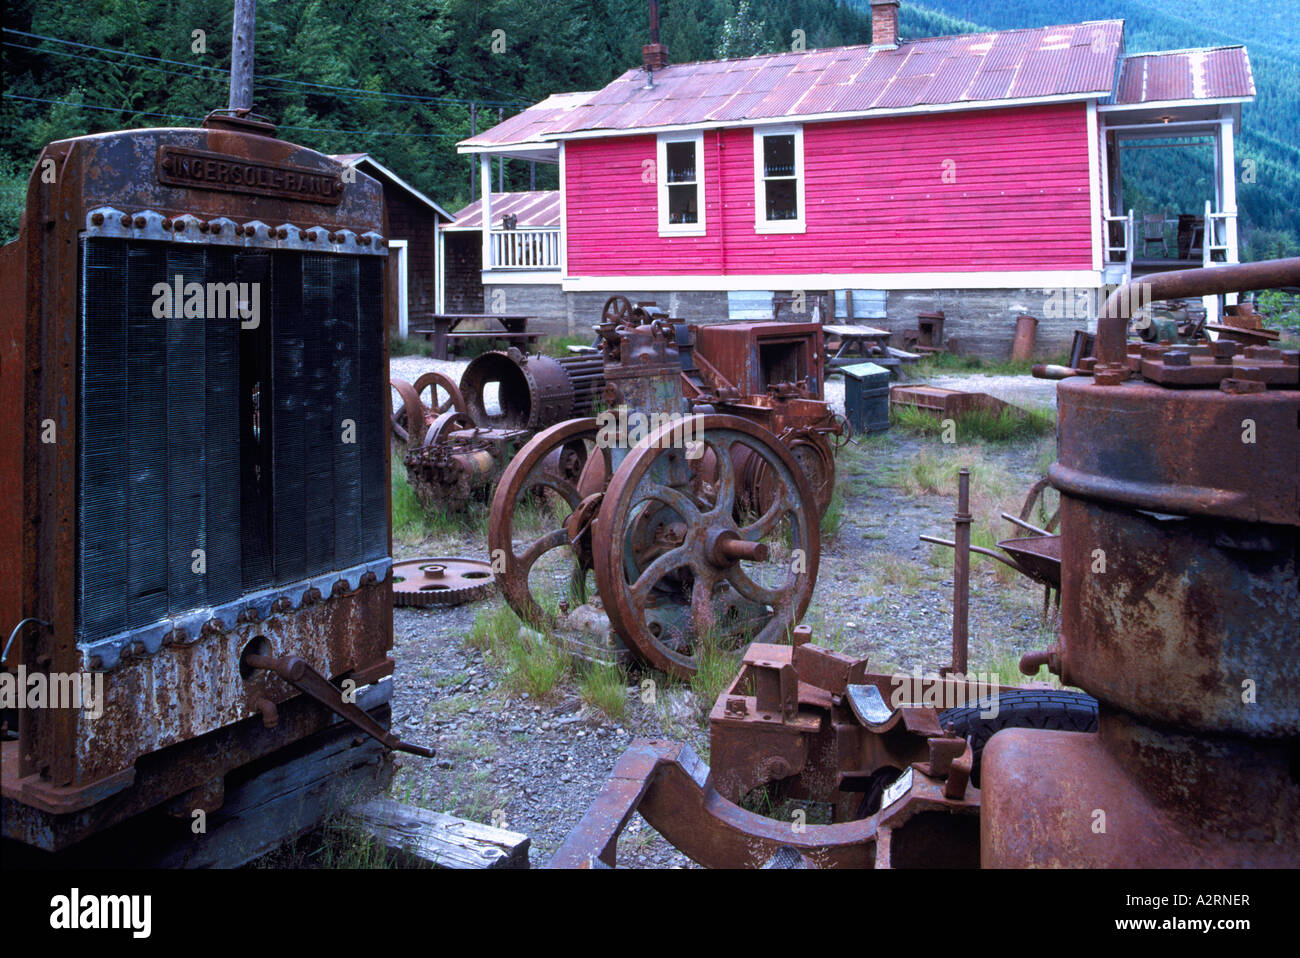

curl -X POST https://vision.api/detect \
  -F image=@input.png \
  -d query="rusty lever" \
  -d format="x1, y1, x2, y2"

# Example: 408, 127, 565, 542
245, 653, 435, 757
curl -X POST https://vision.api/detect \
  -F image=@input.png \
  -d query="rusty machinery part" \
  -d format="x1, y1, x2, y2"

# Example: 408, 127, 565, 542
549, 636, 995, 869
391, 557, 496, 608
734, 426, 837, 518
461, 348, 604, 431
593, 414, 821, 678
389, 373, 468, 446
488, 418, 612, 632
601, 294, 634, 327
828, 411, 853, 449
983, 257, 1300, 868
401, 411, 508, 511
243, 652, 434, 756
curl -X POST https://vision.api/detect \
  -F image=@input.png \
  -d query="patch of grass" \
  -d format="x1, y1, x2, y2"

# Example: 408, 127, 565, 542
390, 454, 489, 546
538, 333, 595, 355
467, 603, 522, 655
868, 557, 925, 595
502, 627, 569, 700
688, 633, 742, 718
890, 404, 1056, 443
390, 335, 433, 358
577, 661, 629, 720
819, 482, 846, 538
911, 351, 1070, 378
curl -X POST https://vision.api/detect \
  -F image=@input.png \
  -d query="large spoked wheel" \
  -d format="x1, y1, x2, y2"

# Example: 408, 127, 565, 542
593, 414, 820, 678
488, 418, 610, 632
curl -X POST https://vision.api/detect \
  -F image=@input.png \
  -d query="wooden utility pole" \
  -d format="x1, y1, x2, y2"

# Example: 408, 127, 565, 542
470, 103, 478, 194
229, 0, 257, 111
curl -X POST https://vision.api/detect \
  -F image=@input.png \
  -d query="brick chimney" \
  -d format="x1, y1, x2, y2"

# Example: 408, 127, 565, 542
870, 0, 900, 50
643, 0, 668, 72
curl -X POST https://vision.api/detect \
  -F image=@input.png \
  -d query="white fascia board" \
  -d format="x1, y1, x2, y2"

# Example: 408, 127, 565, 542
540, 92, 1104, 143
560, 270, 1104, 292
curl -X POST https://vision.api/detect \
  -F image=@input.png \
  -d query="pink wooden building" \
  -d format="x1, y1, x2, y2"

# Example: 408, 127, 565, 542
455, 1, 1255, 354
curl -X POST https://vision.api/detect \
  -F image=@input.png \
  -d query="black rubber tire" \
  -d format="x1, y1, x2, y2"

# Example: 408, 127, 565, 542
939, 689, 1098, 787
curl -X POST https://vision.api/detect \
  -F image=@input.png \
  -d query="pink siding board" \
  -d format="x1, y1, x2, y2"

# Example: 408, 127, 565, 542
565, 103, 1093, 276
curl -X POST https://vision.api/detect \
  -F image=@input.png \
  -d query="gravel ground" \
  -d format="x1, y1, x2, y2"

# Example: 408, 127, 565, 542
376, 360, 1059, 867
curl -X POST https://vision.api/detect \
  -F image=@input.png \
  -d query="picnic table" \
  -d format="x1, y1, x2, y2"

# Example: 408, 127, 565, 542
823, 324, 892, 365
408, 313, 539, 359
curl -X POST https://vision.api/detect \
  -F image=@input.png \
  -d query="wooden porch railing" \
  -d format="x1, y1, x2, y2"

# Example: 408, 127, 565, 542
490, 227, 561, 269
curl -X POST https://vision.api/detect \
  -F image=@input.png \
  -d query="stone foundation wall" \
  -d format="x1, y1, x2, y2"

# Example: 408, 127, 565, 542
485, 283, 1093, 359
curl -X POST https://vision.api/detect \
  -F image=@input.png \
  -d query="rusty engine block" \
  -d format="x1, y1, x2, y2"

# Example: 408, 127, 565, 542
0, 112, 425, 852
549, 258, 1300, 868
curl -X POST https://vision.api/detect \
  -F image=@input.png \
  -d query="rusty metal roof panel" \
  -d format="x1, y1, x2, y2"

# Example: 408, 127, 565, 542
874, 75, 929, 110
1204, 47, 1255, 97
919, 55, 981, 105
448, 191, 560, 230
1112, 47, 1254, 105
1009, 47, 1070, 98
459, 20, 1249, 149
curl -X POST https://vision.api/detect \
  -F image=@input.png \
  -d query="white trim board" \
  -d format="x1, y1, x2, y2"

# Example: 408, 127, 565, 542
560, 270, 1104, 292
481, 270, 565, 285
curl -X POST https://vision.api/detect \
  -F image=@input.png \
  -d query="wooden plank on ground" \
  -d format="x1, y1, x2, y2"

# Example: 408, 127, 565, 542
348, 797, 530, 869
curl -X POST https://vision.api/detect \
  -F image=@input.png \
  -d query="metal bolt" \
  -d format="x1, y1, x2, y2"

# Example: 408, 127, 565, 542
1163, 351, 1191, 367
120, 214, 133, 227
161, 218, 173, 230
91, 212, 104, 226
134, 216, 146, 228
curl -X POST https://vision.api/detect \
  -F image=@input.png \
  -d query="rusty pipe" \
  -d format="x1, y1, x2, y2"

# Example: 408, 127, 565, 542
951, 469, 971, 675
1094, 258, 1300, 367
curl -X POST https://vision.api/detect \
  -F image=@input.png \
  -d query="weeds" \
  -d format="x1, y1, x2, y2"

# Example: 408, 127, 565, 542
577, 661, 629, 720
502, 627, 569, 700
688, 632, 742, 718
890, 404, 1056, 443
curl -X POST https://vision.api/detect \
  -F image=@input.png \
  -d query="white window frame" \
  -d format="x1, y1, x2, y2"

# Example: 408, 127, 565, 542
657, 131, 706, 237
753, 124, 806, 234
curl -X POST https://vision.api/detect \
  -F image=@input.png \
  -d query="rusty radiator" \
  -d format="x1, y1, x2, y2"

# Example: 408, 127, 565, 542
1, 112, 404, 850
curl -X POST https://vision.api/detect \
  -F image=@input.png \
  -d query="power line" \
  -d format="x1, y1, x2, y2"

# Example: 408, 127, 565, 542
1, 93, 469, 137
3, 28, 528, 107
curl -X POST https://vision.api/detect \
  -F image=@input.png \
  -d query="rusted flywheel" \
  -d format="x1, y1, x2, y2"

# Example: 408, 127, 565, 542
593, 415, 821, 678
736, 428, 837, 518
601, 294, 634, 327
487, 419, 611, 631
393, 557, 496, 607
390, 372, 467, 446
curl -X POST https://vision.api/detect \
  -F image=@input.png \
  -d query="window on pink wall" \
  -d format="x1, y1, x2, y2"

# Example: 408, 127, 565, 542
657, 131, 705, 236
753, 124, 806, 234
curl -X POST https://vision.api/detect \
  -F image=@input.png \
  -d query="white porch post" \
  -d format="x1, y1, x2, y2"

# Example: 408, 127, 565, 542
480, 153, 493, 273
1220, 118, 1239, 266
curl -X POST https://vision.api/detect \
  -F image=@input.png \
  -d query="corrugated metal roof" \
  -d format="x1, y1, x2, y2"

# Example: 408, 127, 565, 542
446, 191, 560, 230
1112, 46, 1254, 104
462, 20, 1126, 149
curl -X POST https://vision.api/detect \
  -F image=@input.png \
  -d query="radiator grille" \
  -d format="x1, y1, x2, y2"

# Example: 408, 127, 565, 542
77, 238, 387, 645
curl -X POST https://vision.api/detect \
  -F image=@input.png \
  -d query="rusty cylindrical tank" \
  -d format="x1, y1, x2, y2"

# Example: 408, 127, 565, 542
460, 348, 603, 430
981, 259, 1300, 868
1011, 314, 1038, 362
